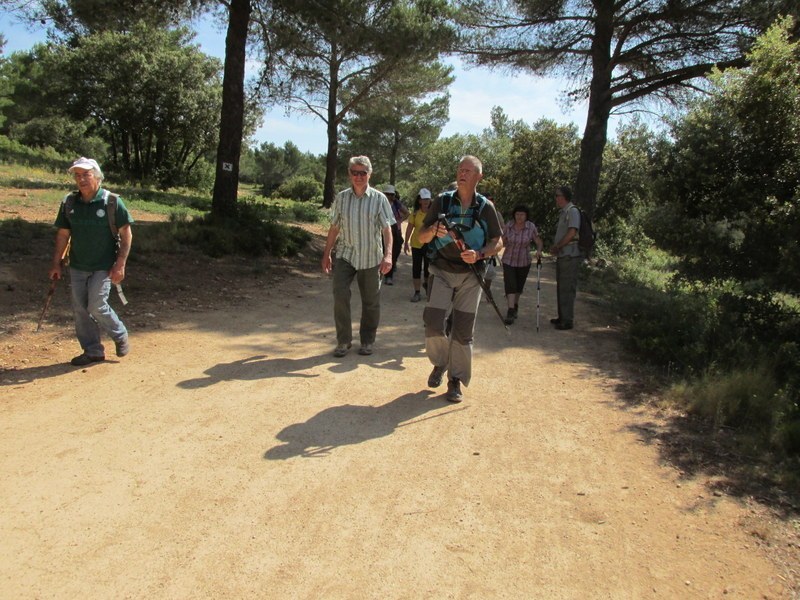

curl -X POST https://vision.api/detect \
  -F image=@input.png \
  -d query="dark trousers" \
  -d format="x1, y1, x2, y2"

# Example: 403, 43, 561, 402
556, 255, 580, 324
411, 246, 430, 282
389, 224, 402, 277
333, 259, 382, 346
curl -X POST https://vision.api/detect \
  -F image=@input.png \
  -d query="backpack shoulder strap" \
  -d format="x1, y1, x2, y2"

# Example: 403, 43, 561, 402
103, 190, 119, 238
62, 191, 79, 223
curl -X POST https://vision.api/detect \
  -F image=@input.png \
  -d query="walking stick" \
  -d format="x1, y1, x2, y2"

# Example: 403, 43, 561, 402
37, 238, 71, 332
536, 257, 542, 333
436, 214, 509, 331
36, 278, 59, 332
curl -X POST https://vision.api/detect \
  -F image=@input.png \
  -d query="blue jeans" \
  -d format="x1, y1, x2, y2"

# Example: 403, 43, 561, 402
70, 268, 128, 357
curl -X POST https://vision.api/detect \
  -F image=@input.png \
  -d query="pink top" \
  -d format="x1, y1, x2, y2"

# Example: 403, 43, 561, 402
502, 221, 539, 267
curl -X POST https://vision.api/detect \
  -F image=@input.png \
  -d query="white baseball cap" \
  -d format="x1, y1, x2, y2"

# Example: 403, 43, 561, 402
382, 184, 396, 195
419, 188, 432, 199
68, 157, 102, 177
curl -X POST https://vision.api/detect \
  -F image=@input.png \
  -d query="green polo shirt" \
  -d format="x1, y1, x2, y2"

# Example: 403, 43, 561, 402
54, 189, 134, 272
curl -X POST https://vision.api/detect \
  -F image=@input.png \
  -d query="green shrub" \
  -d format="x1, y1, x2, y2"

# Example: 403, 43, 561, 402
173, 201, 311, 258
274, 175, 323, 202
0, 135, 71, 172
676, 366, 781, 432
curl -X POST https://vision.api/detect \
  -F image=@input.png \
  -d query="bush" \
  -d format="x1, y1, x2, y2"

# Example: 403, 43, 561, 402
0, 135, 70, 172
274, 175, 323, 202
173, 200, 311, 258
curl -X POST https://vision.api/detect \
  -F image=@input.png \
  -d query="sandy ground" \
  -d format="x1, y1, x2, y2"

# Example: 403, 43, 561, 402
1, 228, 798, 598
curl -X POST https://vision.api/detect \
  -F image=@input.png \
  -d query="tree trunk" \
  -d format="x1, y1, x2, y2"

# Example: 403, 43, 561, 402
211, 0, 251, 220
322, 51, 341, 209
323, 119, 339, 208
574, 1, 614, 220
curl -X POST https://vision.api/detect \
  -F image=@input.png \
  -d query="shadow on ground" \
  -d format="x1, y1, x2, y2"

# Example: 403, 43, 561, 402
264, 390, 460, 459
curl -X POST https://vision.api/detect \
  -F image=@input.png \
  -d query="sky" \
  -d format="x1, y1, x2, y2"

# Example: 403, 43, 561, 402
1, 9, 608, 156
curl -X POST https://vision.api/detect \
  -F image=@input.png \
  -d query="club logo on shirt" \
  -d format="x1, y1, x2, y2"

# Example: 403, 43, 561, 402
96, 209, 106, 218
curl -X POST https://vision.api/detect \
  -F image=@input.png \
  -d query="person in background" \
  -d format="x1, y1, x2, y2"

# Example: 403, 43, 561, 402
321, 156, 394, 357
501, 204, 543, 325
49, 157, 134, 366
549, 185, 581, 330
403, 188, 433, 302
383, 184, 409, 285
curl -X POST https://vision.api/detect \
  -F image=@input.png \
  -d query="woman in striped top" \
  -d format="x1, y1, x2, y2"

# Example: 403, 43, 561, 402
501, 205, 543, 325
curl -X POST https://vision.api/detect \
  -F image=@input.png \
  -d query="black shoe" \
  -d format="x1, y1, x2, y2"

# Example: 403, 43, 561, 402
428, 366, 446, 388
446, 378, 463, 403
550, 317, 561, 325
70, 353, 105, 366
504, 308, 517, 325
555, 321, 573, 330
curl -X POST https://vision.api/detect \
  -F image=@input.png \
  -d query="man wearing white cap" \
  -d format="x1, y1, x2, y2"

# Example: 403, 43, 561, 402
50, 157, 134, 366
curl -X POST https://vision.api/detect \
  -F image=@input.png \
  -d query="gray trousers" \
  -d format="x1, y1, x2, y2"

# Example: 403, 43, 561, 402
422, 265, 482, 386
333, 259, 381, 346
556, 255, 580, 324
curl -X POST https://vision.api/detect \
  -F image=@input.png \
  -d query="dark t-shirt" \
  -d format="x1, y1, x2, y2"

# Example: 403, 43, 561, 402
54, 189, 134, 271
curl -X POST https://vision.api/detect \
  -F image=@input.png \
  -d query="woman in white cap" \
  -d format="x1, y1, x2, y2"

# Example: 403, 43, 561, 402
403, 188, 433, 302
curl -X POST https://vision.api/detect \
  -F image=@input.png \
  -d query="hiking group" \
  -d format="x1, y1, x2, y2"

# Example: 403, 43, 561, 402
320, 154, 586, 403
46, 154, 588, 404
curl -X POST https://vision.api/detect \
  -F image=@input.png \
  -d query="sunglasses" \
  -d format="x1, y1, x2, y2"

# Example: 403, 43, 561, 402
350, 170, 368, 177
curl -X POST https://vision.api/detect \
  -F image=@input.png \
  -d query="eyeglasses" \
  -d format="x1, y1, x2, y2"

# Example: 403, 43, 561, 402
350, 170, 368, 177
74, 172, 95, 180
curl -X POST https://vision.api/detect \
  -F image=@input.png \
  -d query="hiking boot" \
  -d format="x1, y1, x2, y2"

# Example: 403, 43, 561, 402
384, 276, 393, 285
504, 308, 517, 325
333, 343, 352, 357
446, 378, 463, 403
410, 291, 421, 302
428, 366, 446, 388
115, 336, 130, 357
70, 353, 105, 367
550, 317, 561, 325
358, 343, 373, 356
555, 321, 573, 330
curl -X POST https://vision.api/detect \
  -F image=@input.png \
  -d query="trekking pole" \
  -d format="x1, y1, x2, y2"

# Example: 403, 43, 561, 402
536, 257, 542, 333
36, 277, 58, 332
436, 214, 509, 331
37, 238, 71, 332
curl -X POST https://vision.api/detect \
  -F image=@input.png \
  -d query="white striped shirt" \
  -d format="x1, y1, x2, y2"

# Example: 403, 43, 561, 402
331, 186, 395, 270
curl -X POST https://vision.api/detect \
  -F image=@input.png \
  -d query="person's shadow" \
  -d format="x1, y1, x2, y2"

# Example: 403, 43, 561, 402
177, 351, 406, 389
264, 390, 462, 459
0, 361, 98, 386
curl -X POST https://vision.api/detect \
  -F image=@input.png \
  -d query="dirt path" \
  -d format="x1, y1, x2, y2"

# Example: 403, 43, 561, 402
1, 250, 796, 598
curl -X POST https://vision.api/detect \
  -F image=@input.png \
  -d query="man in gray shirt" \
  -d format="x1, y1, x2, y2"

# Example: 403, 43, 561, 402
549, 185, 581, 330
321, 156, 395, 357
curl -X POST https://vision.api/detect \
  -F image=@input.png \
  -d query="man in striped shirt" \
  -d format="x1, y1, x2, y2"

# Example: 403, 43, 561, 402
321, 156, 395, 357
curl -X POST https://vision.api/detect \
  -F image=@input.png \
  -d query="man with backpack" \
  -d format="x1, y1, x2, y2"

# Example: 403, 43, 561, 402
49, 157, 134, 366
417, 155, 503, 402
549, 185, 580, 331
